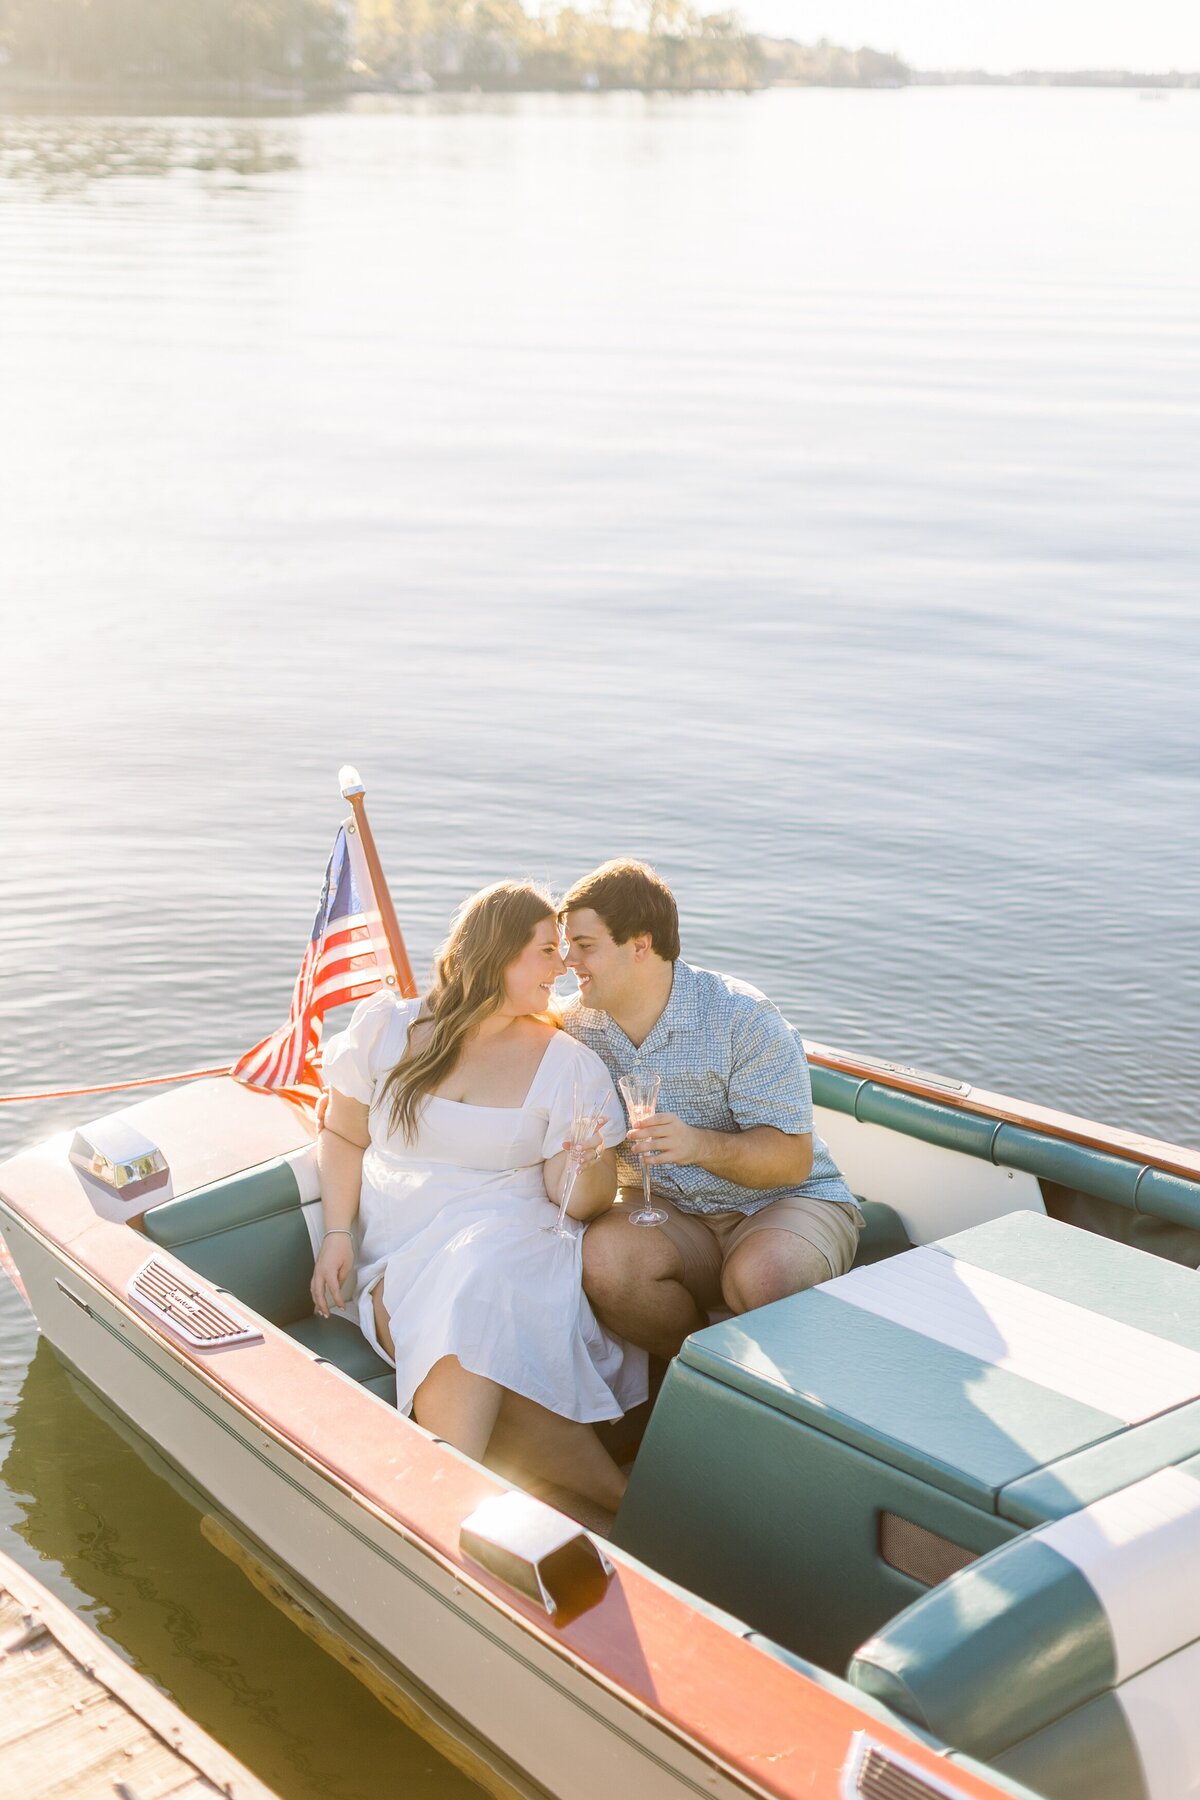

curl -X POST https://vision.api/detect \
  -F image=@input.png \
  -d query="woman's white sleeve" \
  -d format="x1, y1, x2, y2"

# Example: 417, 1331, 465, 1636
321, 993, 411, 1105
540, 1043, 625, 1158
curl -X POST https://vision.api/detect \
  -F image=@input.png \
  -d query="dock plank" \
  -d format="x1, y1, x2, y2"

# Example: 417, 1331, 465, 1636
0, 1554, 275, 1800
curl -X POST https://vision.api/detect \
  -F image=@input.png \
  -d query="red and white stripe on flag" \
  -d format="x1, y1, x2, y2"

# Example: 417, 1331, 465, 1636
232, 820, 396, 1109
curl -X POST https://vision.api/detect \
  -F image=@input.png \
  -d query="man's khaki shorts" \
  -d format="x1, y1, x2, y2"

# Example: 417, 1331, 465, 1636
624, 1191, 862, 1312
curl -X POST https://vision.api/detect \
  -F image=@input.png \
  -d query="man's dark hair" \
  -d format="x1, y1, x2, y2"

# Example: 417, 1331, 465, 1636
559, 859, 680, 962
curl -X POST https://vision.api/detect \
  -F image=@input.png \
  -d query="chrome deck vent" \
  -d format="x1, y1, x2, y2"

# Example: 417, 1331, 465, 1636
843, 1734, 971, 1800
127, 1258, 262, 1351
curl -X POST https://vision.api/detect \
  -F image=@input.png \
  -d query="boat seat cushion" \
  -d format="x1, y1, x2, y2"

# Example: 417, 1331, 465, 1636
142, 1159, 399, 1401
142, 1160, 315, 1326
284, 1314, 397, 1404
848, 1462, 1200, 1774
852, 1198, 911, 1266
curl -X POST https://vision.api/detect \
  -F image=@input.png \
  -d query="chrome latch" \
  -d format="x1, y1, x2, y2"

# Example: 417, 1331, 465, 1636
460, 1491, 614, 1621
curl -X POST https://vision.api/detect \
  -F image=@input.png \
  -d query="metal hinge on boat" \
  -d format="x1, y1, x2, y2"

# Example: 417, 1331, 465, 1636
841, 1055, 971, 1097
127, 1258, 263, 1352
842, 1733, 973, 1800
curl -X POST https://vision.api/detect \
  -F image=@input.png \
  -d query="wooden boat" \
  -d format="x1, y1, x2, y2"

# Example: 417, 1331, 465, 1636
3, 804, 1199, 1800
0, 1542, 276, 1799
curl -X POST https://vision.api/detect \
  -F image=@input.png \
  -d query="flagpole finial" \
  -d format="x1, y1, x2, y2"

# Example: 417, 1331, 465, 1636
339, 766, 364, 799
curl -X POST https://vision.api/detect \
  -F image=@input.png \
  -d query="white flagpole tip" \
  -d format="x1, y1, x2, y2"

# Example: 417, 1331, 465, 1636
339, 765, 365, 798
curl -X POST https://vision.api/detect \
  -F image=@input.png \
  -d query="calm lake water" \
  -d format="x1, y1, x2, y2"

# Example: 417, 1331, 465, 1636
1, 86, 1198, 1796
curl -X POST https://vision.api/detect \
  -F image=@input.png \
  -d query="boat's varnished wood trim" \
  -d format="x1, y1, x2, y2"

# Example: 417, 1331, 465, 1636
202, 1513, 546, 1800
804, 1039, 1200, 1180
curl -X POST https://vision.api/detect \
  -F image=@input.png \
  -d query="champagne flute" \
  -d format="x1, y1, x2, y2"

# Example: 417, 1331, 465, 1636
545, 1081, 604, 1238
617, 1069, 668, 1227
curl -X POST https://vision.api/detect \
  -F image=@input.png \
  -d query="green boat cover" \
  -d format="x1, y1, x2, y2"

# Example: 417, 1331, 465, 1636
615, 1213, 1200, 1669
849, 1463, 1200, 1800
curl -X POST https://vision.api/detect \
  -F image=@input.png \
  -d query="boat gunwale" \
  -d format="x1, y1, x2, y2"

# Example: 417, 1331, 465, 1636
805, 1039, 1200, 1182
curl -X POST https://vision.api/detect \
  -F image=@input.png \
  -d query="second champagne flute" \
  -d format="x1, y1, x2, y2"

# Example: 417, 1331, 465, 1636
544, 1080, 604, 1238
617, 1069, 667, 1227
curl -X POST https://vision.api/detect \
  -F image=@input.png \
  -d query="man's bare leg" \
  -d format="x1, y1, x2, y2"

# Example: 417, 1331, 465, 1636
720, 1229, 829, 1315
582, 1209, 706, 1361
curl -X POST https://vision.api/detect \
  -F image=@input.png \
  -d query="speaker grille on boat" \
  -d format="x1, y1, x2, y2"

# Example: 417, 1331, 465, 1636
879, 1513, 979, 1588
128, 1258, 262, 1351
849, 1737, 972, 1800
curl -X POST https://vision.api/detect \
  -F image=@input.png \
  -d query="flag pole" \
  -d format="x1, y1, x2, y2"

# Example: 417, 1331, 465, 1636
338, 766, 418, 998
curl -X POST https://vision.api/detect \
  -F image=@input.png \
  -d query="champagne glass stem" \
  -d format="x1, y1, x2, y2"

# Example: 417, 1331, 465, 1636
640, 1151, 652, 1213
552, 1155, 582, 1233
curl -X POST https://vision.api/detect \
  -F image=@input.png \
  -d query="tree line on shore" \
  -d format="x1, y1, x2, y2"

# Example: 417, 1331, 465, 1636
0, 0, 913, 93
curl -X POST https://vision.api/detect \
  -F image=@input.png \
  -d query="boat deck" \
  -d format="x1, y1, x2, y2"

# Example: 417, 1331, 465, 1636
0, 1547, 275, 1800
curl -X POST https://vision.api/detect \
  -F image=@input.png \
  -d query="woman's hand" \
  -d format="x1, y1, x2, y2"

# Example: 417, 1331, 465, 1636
313, 1087, 369, 1316
311, 1232, 354, 1318
544, 1138, 617, 1221
560, 1116, 608, 1167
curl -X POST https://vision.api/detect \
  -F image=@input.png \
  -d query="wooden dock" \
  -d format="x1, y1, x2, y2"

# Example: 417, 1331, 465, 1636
0, 1547, 275, 1800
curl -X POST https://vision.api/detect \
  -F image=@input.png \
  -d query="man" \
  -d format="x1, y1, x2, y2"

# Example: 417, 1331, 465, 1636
558, 859, 861, 1360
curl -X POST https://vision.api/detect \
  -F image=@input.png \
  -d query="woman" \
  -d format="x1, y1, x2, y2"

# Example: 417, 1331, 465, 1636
310, 881, 646, 1513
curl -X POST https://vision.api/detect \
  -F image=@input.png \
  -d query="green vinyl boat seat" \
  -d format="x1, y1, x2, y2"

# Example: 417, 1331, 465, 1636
613, 1211, 1200, 1671
137, 1160, 904, 1423
141, 1156, 397, 1404
852, 1198, 912, 1266
848, 1459, 1200, 1800
810, 1064, 1200, 1250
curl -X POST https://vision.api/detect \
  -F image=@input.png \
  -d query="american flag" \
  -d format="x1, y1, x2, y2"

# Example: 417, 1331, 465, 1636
232, 822, 396, 1108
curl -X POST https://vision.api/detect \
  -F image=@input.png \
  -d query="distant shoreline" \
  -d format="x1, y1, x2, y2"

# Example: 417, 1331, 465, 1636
0, 67, 1197, 109
913, 70, 1199, 89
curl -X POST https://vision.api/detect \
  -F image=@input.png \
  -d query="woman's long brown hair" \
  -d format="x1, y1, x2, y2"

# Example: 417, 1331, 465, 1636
381, 881, 557, 1143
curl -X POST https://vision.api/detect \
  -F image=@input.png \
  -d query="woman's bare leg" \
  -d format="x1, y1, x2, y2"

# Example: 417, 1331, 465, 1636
371, 1280, 395, 1358
411, 1355, 504, 1463
487, 1391, 627, 1514
378, 1286, 624, 1507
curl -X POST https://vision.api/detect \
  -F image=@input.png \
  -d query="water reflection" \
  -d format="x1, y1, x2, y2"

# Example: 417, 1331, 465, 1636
0, 1342, 479, 1800
0, 117, 298, 193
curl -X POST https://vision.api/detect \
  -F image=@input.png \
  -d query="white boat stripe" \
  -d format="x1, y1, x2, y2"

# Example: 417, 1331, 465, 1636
824, 1247, 1200, 1425
1114, 1635, 1200, 1799
300, 1198, 326, 1258
1040, 1468, 1200, 1682
284, 1145, 320, 1206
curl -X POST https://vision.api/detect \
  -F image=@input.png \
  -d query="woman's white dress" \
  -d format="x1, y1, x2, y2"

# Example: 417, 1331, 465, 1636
321, 993, 648, 1422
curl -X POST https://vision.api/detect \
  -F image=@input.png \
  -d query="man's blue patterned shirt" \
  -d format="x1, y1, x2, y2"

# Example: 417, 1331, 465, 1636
559, 959, 857, 1218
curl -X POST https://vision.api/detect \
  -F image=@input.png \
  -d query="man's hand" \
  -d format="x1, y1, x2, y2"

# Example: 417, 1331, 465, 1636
629, 1115, 813, 1188
311, 1233, 353, 1318
313, 1087, 330, 1131
629, 1112, 706, 1167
